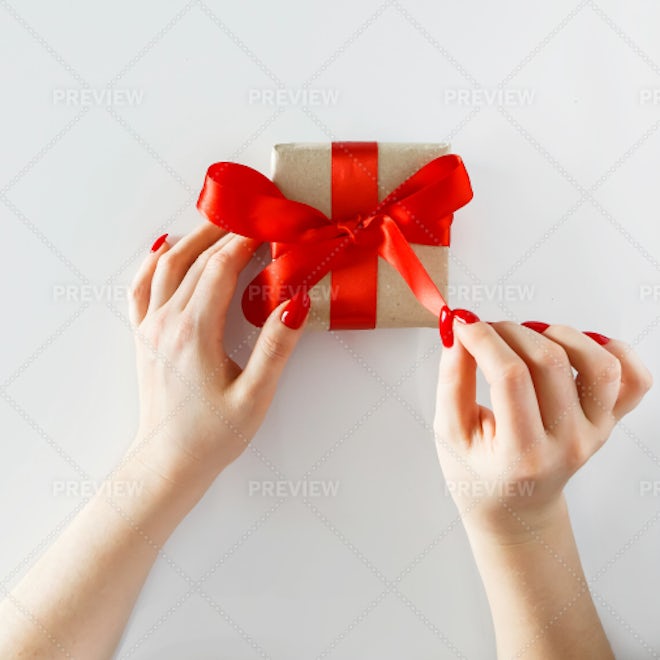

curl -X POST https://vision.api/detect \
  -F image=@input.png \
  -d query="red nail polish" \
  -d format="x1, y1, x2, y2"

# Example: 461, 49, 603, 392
281, 291, 311, 329
439, 305, 454, 348
453, 308, 480, 324
150, 233, 168, 252
584, 331, 610, 345
521, 321, 549, 333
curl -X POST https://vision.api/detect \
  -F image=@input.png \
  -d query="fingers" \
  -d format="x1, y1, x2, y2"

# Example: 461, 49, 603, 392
540, 325, 622, 429
169, 232, 240, 310
186, 235, 260, 335
128, 236, 170, 326
435, 334, 479, 441
598, 339, 653, 419
451, 322, 545, 449
237, 294, 310, 406
489, 322, 581, 433
148, 223, 226, 311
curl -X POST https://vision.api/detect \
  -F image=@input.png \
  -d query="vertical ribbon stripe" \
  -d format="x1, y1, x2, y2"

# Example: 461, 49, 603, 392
330, 142, 380, 329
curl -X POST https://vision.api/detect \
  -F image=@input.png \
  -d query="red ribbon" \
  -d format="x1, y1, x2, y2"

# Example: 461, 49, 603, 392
196, 143, 473, 328
330, 142, 380, 329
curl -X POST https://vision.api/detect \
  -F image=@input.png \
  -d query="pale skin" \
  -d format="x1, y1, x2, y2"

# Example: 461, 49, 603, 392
0, 223, 653, 658
436, 319, 653, 658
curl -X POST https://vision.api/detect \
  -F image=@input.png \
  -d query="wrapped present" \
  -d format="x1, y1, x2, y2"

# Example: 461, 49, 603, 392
197, 142, 473, 330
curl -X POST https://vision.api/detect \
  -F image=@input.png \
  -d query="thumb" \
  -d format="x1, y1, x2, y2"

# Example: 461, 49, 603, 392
240, 291, 310, 401
435, 325, 479, 441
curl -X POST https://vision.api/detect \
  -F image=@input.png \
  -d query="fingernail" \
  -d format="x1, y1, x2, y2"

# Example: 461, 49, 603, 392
521, 321, 550, 334
150, 233, 168, 252
453, 308, 480, 324
439, 305, 454, 348
584, 331, 610, 345
281, 291, 311, 329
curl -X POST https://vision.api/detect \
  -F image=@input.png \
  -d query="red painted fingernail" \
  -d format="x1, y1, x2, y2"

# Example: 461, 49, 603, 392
150, 233, 168, 252
584, 331, 610, 345
453, 308, 480, 324
521, 321, 550, 333
439, 305, 455, 348
281, 290, 311, 329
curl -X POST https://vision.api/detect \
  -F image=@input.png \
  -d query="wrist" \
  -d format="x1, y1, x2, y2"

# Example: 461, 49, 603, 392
127, 428, 224, 498
102, 438, 217, 539
75, 455, 197, 550
462, 494, 571, 549
461, 495, 612, 660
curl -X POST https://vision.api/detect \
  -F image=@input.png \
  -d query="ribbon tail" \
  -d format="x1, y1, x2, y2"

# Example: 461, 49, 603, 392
378, 217, 447, 318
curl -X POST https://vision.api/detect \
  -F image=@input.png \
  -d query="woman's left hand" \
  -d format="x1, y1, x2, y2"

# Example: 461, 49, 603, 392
128, 223, 310, 492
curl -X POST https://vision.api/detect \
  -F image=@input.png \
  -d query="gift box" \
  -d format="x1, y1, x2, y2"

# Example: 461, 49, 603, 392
197, 141, 473, 330
273, 142, 451, 330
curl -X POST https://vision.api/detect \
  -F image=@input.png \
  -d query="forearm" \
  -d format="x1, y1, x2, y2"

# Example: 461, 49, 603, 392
464, 498, 613, 660
0, 448, 208, 659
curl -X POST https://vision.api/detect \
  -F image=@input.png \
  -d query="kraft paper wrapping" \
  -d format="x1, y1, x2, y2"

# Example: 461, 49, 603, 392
271, 142, 451, 330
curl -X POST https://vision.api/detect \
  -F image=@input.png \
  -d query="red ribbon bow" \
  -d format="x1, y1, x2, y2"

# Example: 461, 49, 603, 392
196, 143, 473, 329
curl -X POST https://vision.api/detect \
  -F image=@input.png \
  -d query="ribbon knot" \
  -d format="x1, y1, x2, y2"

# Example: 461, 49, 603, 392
196, 147, 473, 329
335, 216, 362, 243
336, 213, 383, 246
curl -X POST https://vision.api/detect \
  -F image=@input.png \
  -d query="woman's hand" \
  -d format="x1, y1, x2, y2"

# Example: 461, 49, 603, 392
0, 223, 311, 659
434, 319, 652, 542
128, 223, 310, 493
434, 318, 652, 659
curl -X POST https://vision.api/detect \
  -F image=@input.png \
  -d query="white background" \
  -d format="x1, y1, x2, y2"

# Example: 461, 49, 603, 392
1, 1, 659, 658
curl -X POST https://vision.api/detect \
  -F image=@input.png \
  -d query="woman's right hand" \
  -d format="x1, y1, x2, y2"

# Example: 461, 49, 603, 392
433, 319, 653, 542
434, 318, 652, 659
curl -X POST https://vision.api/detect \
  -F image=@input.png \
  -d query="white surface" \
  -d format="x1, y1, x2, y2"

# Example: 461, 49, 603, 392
1, 1, 659, 658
